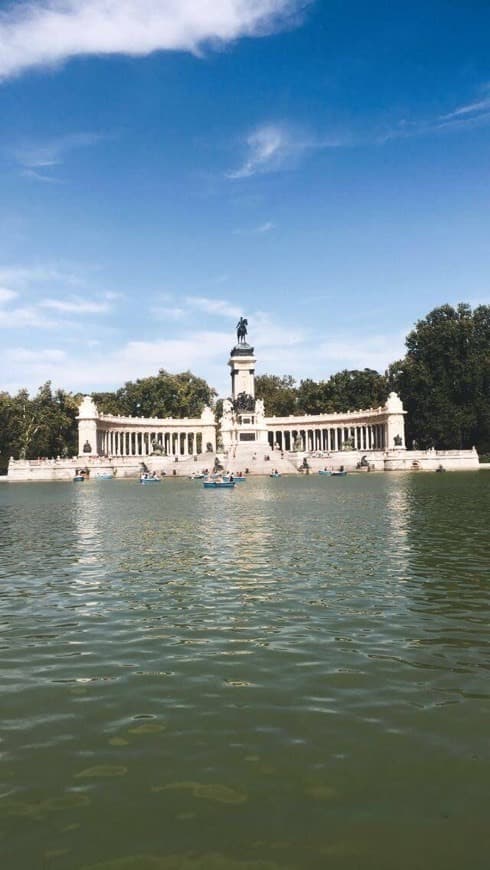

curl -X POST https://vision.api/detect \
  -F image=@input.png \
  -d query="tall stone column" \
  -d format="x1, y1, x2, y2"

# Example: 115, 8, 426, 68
384, 393, 406, 449
77, 396, 99, 457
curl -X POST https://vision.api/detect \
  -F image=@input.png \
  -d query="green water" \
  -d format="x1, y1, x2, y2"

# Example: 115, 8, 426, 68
0, 473, 488, 870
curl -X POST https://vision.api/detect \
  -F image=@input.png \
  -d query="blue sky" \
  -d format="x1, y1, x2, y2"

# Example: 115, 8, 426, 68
1, 0, 490, 397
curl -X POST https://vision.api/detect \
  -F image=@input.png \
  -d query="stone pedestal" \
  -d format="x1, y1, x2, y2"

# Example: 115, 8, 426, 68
77, 396, 99, 457
220, 343, 269, 452
385, 392, 407, 449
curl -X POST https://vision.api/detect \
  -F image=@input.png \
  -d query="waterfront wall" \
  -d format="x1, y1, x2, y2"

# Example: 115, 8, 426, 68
6, 446, 480, 481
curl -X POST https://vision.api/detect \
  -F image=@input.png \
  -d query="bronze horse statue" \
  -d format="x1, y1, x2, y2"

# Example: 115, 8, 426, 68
236, 317, 248, 344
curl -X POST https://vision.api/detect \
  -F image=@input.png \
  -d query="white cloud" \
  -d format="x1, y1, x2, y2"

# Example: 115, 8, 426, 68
40, 296, 111, 314
233, 220, 276, 235
0, 310, 408, 398
0, 0, 309, 82
14, 132, 103, 168
227, 122, 343, 178
1, 330, 234, 394
379, 86, 490, 143
256, 221, 275, 233
0, 305, 59, 330
185, 296, 242, 318
8, 347, 67, 363
0, 264, 85, 288
20, 167, 63, 183
227, 123, 295, 178
0, 287, 18, 304
252, 310, 306, 349
150, 305, 187, 321
436, 85, 490, 128
314, 332, 406, 373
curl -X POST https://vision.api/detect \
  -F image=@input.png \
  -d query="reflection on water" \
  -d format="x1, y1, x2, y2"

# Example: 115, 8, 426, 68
0, 474, 489, 870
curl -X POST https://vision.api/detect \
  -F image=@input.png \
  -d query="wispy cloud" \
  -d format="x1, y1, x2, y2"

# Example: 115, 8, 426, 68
0, 287, 18, 305
0, 264, 86, 289
227, 124, 291, 178
0, 307, 407, 396
20, 167, 63, 184
0, 0, 310, 82
227, 122, 343, 178
233, 220, 276, 235
438, 97, 490, 123
0, 265, 114, 334
40, 296, 112, 314
228, 89, 490, 172
11, 131, 104, 182
9, 347, 67, 364
150, 305, 187, 322
185, 296, 242, 319
0, 305, 59, 330
379, 85, 490, 143
14, 132, 103, 168
256, 221, 275, 233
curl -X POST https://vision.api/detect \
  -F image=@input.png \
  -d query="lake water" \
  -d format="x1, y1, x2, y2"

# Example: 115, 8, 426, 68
0, 473, 488, 870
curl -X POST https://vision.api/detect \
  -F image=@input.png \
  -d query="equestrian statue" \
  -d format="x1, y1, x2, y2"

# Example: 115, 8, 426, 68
236, 316, 248, 344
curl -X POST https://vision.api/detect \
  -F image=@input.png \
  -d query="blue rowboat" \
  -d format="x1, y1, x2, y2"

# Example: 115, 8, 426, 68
95, 472, 114, 480
331, 470, 347, 477
73, 475, 85, 482
140, 475, 161, 484
203, 480, 235, 489
318, 470, 331, 476
270, 472, 281, 478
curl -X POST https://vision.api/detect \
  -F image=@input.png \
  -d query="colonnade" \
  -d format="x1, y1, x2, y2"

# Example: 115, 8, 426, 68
98, 429, 206, 457
267, 422, 387, 452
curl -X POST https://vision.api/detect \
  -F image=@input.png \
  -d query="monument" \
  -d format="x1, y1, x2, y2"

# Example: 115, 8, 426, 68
219, 317, 269, 451
7, 316, 481, 479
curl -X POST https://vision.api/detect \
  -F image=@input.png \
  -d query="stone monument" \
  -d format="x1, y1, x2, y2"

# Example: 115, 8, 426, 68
220, 318, 269, 451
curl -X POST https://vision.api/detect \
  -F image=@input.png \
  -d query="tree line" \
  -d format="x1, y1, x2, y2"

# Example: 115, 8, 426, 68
0, 303, 488, 472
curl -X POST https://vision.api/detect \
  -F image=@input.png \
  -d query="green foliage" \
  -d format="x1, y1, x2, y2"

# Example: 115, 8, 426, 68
0, 382, 79, 470
255, 374, 297, 416
256, 369, 389, 416
389, 303, 490, 452
93, 370, 216, 418
297, 369, 389, 414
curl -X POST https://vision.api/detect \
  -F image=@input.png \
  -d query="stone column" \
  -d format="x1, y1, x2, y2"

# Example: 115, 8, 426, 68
384, 392, 406, 449
77, 396, 99, 457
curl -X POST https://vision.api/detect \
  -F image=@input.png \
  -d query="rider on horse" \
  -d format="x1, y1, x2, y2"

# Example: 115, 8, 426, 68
236, 317, 248, 343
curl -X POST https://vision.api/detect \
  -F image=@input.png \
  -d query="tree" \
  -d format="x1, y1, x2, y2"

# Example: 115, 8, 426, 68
0, 391, 14, 473
295, 378, 331, 414
4, 383, 79, 460
389, 303, 490, 451
93, 370, 216, 418
255, 374, 297, 416
296, 369, 389, 414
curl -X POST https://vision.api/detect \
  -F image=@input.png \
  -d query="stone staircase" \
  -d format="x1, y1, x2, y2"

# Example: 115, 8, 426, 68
213, 444, 300, 476
145, 446, 369, 477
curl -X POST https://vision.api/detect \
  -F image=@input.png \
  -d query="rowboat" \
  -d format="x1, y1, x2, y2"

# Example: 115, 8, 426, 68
140, 473, 161, 484
318, 470, 331, 476
95, 472, 114, 480
203, 479, 235, 489
331, 470, 347, 477
270, 471, 281, 478
73, 475, 85, 482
